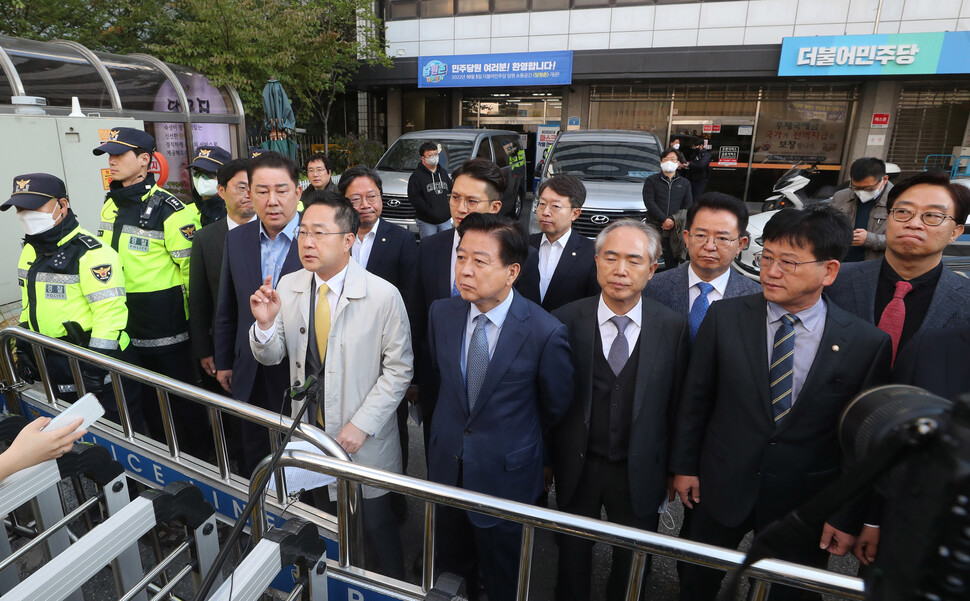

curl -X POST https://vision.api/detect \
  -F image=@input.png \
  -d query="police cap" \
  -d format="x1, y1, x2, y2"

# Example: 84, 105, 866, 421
189, 145, 232, 173
92, 127, 156, 156
1, 173, 66, 211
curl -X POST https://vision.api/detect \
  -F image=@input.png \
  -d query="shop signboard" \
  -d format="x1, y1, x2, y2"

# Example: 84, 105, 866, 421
779, 32, 970, 76
418, 51, 573, 88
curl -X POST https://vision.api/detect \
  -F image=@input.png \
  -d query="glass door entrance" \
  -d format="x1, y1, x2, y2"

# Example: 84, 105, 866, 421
670, 116, 756, 201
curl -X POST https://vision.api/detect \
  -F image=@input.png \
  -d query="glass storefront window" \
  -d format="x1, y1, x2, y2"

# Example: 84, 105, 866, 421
422, 0, 456, 17
1, 36, 111, 108
494, 0, 528, 12
675, 99, 758, 117
589, 100, 669, 139
754, 100, 849, 165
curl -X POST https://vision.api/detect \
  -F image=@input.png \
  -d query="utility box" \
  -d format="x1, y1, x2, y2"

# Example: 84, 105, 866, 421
0, 114, 143, 318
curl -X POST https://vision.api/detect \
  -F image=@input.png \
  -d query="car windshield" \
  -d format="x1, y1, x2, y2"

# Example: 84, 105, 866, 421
546, 140, 661, 181
376, 138, 476, 172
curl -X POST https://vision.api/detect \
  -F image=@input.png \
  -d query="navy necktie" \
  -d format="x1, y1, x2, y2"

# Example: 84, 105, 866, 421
607, 315, 632, 376
689, 282, 714, 342
770, 313, 799, 423
465, 315, 489, 412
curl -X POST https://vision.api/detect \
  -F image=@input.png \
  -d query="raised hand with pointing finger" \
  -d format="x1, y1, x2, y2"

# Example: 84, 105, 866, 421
250, 276, 282, 330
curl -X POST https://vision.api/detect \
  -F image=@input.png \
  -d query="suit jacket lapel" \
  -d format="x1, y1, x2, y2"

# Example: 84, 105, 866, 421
673, 264, 690, 316
742, 295, 773, 423
854, 262, 880, 322
469, 293, 530, 421
575, 299, 598, 427
244, 222, 264, 288
288, 270, 313, 364
441, 299, 470, 416
922, 269, 966, 329
632, 300, 662, 421
546, 234, 581, 298
365, 220, 391, 272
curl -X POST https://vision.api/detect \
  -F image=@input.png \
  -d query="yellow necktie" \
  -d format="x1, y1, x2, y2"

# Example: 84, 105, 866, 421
315, 282, 330, 427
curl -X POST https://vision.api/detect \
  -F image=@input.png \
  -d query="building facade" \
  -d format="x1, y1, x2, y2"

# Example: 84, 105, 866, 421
355, 0, 970, 201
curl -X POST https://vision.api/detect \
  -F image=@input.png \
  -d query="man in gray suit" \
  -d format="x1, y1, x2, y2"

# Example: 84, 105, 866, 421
189, 158, 254, 389
644, 192, 761, 342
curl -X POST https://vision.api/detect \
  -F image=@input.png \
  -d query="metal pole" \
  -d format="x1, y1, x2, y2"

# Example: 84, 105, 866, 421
749, 578, 773, 601
156, 389, 180, 459
515, 525, 535, 601
624, 551, 647, 601
421, 501, 436, 593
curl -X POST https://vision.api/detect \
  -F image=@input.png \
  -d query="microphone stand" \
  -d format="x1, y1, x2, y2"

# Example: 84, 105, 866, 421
193, 376, 319, 601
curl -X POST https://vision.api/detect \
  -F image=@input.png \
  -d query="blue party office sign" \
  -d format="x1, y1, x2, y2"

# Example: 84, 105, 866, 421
419, 51, 573, 88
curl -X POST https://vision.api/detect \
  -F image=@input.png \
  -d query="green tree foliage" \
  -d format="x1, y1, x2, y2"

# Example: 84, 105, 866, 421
0, 0, 172, 54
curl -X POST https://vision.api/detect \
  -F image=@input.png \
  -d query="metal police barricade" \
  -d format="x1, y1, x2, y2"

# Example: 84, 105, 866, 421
0, 326, 366, 571
253, 452, 867, 601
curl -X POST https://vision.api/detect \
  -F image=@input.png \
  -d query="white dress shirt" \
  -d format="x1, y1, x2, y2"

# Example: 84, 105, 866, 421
227, 214, 257, 231
255, 263, 349, 341
597, 295, 642, 361
538, 228, 572, 301
450, 229, 460, 292
460, 289, 516, 379
351, 218, 379, 268
687, 265, 731, 312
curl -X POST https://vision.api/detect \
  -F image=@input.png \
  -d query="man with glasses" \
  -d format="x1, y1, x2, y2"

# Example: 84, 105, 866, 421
827, 171, 970, 360
250, 193, 411, 580
215, 151, 303, 473
671, 205, 891, 601
412, 158, 504, 449
830, 157, 893, 262
518, 174, 599, 312
409, 141, 453, 239
825, 172, 970, 567
645, 192, 761, 342
305, 152, 336, 193
339, 165, 417, 485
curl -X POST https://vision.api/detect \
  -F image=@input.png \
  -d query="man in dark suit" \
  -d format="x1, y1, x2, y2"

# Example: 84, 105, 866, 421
411, 158, 505, 448
190, 158, 253, 391
518, 174, 598, 312
826, 171, 970, 362
338, 165, 418, 475
214, 152, 302, 474
428, 213, 572, 601
671, 206, 892, 601
552, 219, 689, 601
645, 192, 761, 342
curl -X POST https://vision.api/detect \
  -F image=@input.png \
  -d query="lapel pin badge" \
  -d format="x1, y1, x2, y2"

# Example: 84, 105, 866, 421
382, 238, 386, 242
832, 345, 840, 352
571, 251, 576, 256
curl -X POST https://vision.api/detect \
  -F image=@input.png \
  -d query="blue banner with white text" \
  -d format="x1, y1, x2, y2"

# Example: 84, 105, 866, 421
418, 51, 573, 88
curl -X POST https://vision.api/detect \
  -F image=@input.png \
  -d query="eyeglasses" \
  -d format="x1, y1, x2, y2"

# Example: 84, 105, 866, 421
687, 233, 739, 248
889, 207, 955, 227
230, 184, 249, 195
754, 253, 823, 275
297, 229, 351, 242
534, 200, 571, 212
307, 168, 330, 175
347, 193, 381, 207
849, 181, 883, 192
449, 194, 494, 210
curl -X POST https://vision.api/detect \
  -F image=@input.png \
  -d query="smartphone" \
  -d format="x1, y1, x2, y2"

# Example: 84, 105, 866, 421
41, 393, 104, 433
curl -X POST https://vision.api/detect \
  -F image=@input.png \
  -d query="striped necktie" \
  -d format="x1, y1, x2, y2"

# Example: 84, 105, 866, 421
770, 313, 799, 423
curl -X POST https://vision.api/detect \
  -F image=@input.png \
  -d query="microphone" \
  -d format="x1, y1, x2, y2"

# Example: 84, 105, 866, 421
193, 375, 320, 600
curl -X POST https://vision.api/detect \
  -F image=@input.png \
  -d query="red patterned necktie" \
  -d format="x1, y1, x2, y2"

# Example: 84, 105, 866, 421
877, 280, 914, 362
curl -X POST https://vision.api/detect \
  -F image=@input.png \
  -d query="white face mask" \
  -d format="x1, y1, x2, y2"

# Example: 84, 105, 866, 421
855, 182, 883, 204
425, 154, 439, 168
193, 172, 219, 197
672, 143, 680, 150
18, 206, 59, 235
661, 161, 679, 174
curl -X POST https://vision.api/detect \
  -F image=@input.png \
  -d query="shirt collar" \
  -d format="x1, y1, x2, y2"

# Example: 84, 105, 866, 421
359, 218, 380, 241
687, 263, 732, 296
314, 263, 349, 299
880, 257, 943, 289
597, 294, 643, 329
259, 211, 300, 242
469, 288, 515, 329
767, 296, 826, 333
541, 228, 572, 249
227, 214, 257, 231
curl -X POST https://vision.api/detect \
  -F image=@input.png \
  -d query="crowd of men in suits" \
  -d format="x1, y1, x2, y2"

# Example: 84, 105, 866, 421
16, 129, 970, 600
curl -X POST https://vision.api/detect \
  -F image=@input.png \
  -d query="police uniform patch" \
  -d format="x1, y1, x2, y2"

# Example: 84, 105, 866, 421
128, 237, 150, 252
91, 264, 112, 284
45, 284, 66, 300
180, 224, 196, 241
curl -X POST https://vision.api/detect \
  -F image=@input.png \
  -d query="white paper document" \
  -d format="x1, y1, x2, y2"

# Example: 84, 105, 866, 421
266, 440, 337, 493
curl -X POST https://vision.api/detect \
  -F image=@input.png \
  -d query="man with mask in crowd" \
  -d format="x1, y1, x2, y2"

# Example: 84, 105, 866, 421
189, 145, 232, 227
830, 157, 892, 262
3, 173, 146, 431
408, 141, 453, 239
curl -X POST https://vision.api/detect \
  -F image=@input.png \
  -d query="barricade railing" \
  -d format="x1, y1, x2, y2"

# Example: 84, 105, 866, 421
0, 326, 365, 568
253, 451, 867, 601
